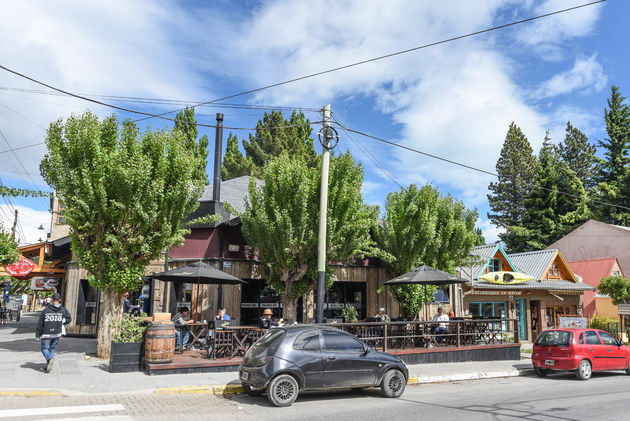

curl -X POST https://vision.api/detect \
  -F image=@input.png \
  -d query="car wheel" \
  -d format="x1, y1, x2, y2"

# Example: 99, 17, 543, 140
576, 360, 592, 381
242, 384, 264, 396
380, 369, 406, 398
625, 361, 630, 375
533, 367, 548, 377
267, 374, 299, 407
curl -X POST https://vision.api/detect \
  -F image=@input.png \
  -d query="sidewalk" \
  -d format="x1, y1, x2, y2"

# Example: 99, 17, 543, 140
0, 313, 533, 396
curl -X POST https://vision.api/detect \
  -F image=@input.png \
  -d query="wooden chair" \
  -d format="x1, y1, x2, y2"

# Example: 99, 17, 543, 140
212, 329, 234, 359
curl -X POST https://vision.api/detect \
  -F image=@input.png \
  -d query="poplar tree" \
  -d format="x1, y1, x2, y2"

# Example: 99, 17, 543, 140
595, 86, 630, 223
487, 123, 537, 252
174, 107, 210, 185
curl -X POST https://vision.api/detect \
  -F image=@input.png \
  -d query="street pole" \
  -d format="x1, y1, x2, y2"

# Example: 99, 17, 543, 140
11, 209, 18, 238
316, 104, 331, 323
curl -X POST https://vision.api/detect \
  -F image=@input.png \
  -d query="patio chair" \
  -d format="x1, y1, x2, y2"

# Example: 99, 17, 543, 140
212, 329, 234, 359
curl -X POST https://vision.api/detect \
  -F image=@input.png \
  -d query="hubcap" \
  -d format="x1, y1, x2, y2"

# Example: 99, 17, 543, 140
581, 362, 591, 377
275, 380, 294, 401
388, 374, 402, 392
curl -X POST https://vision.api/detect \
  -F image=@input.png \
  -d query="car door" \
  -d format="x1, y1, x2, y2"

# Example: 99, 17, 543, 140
291, 329, 324, 389
321, 330, 378, 387
583, 330, 606, 370
597, 331, 627, 370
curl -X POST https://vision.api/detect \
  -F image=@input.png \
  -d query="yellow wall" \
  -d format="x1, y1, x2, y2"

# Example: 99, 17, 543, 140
595, 297, 619, 318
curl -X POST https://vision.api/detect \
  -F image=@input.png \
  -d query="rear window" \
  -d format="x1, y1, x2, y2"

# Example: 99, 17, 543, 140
247, 329, 285, 359
535, 331, 572, 347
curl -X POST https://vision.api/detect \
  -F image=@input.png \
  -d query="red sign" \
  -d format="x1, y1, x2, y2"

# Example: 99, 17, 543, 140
5, 257, 35, 277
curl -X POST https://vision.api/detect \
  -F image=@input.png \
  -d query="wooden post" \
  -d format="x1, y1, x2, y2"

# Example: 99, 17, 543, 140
456, 321, 461, 347
514, 318, 520, 344
383, 322, 388, 352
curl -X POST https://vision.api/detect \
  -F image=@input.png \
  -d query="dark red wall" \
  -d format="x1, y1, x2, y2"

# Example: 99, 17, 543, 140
169, 226, 249, 259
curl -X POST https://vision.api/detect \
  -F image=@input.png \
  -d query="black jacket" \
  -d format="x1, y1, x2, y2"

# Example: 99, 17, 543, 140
36, 304, 72, 338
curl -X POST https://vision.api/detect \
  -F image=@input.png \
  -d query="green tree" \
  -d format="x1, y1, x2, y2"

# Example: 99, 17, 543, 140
595, 86, 630, 223
221, 133, 252, 180
239, 152, 378, 320
556, 121, 596, 190
174, 107, 210, 185
40, 112, 206, 357
0, 229, 20, 266
375, 184, 479, 316
222, 110, 318, 180
517, 133, 591, 250
487, 123, 537, 252
598, 275, 630, 305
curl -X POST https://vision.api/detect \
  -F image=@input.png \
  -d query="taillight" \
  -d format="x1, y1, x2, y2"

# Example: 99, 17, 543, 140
254, 356, 272, 367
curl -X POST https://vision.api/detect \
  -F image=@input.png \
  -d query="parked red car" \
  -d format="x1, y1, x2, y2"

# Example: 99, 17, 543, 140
532, 328, 630, 380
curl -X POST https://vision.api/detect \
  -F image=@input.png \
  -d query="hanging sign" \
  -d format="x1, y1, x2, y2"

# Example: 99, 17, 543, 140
4, 257, 35, 277
30, 277, 61, 290
479, 271, 535, 285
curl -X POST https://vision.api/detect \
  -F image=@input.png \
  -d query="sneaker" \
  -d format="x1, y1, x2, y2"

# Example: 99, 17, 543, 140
45, 359, 54, 373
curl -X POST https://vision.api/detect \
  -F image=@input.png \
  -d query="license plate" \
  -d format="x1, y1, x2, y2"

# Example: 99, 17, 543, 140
240, 371, 249, 380
544, 359, 555, 366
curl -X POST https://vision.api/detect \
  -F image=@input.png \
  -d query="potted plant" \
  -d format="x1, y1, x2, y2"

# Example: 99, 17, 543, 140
340, 304, 359, 323
109, 313, 148, 373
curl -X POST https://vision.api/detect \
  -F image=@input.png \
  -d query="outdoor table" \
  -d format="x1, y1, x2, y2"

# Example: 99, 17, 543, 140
184, 322, 209, 351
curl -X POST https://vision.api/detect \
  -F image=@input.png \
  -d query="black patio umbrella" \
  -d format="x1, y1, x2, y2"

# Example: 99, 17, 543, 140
151, 261, 247, 318
384, 265, 467, 320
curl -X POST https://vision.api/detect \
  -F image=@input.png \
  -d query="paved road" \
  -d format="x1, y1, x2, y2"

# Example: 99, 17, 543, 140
2, 372, 629, 420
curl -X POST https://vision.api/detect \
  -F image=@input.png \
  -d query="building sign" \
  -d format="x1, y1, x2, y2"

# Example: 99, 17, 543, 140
468, 290, 522, 296
85, 302, 97, 308
223, 261, 233, 269
618, 304, 630, 315
241, 302, 259, 308
30, 277, 61, 291
559, 317, 587, 328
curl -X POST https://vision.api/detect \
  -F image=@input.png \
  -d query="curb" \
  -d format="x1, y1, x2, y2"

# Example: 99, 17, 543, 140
155, 384, 244, 396
0, 390, 65, 397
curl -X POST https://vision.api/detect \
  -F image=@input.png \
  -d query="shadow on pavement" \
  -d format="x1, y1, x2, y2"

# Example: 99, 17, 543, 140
20, 361, 45, 372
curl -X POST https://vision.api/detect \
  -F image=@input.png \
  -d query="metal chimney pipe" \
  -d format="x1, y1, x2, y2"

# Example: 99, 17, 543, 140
213, 113, 224, 202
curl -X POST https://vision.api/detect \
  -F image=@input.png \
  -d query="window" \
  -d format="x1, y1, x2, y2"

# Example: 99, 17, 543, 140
535, 331, 572, 346
57, 205, 65, 225
613, 271, 620, 276
293, 330, 321, 351
489, 259, 501, 272
584, 331, 601, 345
247, 329, 285, 359
579, 333, 584, 344
598, 331, 618, 345
548, 264, 559, 277
322, 331, 364, 352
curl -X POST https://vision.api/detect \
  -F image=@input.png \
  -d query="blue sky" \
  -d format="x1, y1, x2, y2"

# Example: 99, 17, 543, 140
1, 0, 628, 245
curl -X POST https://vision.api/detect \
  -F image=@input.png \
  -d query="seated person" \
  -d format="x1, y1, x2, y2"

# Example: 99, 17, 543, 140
172, 307, 194, 351
374, 307, 390, 322
432, 307, 449, 343
123, 292, 141, 315
259, 308, 283, 329
215, 308, 231, 321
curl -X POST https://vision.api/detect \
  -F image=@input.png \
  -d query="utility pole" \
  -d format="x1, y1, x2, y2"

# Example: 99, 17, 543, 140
11, 209, 18, 238
316, 105, 332, 323
214, 113, 224, 312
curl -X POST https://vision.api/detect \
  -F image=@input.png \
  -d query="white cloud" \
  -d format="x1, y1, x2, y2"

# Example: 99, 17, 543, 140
0, 204, 51, 245
530, 53, 607, 99
477, 218, 503, 244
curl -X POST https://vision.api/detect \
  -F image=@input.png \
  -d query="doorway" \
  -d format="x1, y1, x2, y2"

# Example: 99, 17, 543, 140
530, 300, 540, 341
515, 298, 526, 340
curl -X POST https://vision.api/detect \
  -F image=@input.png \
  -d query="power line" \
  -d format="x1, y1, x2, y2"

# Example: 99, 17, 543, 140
0, 64, 322, 132
134, 0, 606, 123
336, 123, 630, 212
0, 102, 47, 131
0, 142, 45, 155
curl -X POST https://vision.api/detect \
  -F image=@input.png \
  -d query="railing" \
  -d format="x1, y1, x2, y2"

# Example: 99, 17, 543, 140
314, 318, 520, 352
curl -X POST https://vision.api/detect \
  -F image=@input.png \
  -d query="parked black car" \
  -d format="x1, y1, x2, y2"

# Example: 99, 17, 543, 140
239, 325, 408, 407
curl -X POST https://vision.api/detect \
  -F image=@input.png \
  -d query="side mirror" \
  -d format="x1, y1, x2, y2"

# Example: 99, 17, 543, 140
363, 344, 371, 355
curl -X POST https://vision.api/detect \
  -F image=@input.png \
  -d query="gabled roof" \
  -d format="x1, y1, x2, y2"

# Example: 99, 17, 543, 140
458, 243, 517, 280
508, 249, 559, 280
471, 280, 595, 291
567, 257, 623, 288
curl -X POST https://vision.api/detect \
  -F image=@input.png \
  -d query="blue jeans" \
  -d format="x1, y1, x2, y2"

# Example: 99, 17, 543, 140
175, 328, 190, 349
434, 326, 447, 343
41, 337, 60, 361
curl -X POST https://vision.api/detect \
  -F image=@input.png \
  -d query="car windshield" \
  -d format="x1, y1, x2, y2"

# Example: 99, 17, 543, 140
246, 329, 285, 359
535, 331, 572, 347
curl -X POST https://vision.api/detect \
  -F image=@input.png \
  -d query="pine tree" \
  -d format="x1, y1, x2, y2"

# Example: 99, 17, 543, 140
221, 133, 252, 180
595, 86, 630, 223
174, 107, 210, 184
487, 122, 537, 252
520, 133, 591, 250
556, 121, 596, 190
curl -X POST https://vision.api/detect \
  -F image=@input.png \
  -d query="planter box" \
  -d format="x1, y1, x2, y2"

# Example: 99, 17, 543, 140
109, 341, 143, 373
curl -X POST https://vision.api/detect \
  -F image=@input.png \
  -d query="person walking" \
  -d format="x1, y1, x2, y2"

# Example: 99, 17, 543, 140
35, 293, 71, 373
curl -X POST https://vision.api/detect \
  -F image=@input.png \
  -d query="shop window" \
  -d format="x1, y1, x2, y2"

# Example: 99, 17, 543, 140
545, 305, 577, 329
488, 259, 501, 272
324, 282, 366, 321
468, 301, 507, 330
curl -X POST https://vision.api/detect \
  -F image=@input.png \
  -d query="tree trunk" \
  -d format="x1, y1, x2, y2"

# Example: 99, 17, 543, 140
303, 287, 314, 323
282, 296, 299, 322
97, 288, 123, 359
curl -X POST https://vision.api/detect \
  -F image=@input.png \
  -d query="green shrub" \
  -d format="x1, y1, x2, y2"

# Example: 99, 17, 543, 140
340, 304, 359, 323
589, 315, 619, 334
111, 313, 148, 343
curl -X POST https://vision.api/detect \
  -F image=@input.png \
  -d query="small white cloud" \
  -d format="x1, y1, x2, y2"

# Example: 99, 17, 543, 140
530, 53, 607, 100
477, 218, 503, 244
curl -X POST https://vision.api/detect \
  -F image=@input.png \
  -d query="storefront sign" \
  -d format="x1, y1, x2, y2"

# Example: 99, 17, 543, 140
85, 302, 97, 308
30, 277, 61, 291
468, 290, 522, 296
559, 316, 587, 328
5, 257, 35, 277
327, 303, 345, 309
266, 302, 280, 308
223, 261, 233, 269
618, 304, 630, 315
241, 303, 259, 308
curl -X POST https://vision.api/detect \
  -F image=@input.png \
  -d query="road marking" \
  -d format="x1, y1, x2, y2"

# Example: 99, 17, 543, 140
33, 417, 133, 421
0, 404, 125, 418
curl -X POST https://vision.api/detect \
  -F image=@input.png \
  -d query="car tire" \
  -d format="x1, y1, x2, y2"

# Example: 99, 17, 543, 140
625, 361, 630, 375
242, 384, 264, 396
576, 360, 592, 381
533, 367, 548, 377
380, 369, 406, 398
267, 374, 299, 407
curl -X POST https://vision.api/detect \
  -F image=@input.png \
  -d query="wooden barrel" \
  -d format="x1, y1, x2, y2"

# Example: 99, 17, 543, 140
145, 321, 175, 364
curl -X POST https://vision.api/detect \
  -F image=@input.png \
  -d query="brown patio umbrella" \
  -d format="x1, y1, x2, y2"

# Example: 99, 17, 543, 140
384, 265, 467, 320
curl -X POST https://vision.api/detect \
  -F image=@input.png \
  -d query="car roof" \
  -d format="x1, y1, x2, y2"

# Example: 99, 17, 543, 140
280, 325, 356, 334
